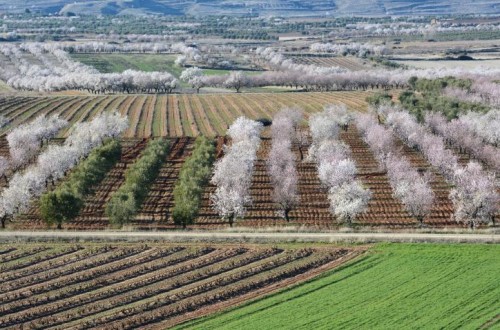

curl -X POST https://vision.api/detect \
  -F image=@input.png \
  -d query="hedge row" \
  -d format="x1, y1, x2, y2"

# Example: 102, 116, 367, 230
172, 136, 215, 228
105, 138, 169, 227
40, 139, 122, 229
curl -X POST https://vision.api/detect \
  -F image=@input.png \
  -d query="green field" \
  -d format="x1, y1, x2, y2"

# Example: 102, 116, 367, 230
176, 244, 500, 330
0, 79, 13, 92
71, 53, 184, 76
71, 53, 234, 79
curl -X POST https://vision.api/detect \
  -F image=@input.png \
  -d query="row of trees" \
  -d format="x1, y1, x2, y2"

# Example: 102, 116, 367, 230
181, 68, 412, 93
459, 110, 500, 147
4, 115, 67, 172
0, 44, 178, 93
172, 136, 215, 228
340, 21, 500, 39
469, 78, 500, 107
253, 47, 500, 93
308, 106, 371, 225
443, 86, 484, 105
40, 139, 122, 229
254, 47, 346, 75
65, 41, 174, 54
424, 112, 500, 171
0, 112, 128, 228
106, 138, 169, 227
180, 68, 249, 93
382, 105, 498, 228
211, 117, 263, 226
177, 49, 500, 94
444, 81, 500, 108
399, 88, 488, 122
267, 108, 302, 222
173, 43, 234, 70
356, 113, 434, 226
3, 42, 500, 95
309, 42, 388, 57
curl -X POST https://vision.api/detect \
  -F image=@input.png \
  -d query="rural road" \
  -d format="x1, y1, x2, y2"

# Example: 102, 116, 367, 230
0, 231, 498, 243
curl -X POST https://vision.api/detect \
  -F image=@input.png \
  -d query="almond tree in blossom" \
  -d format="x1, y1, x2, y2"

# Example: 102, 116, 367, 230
308, 107, 371, 226
267, 108, 301, 222
450, 162, 499, 229
0, 112, 128, 228
211, 117, 263, 226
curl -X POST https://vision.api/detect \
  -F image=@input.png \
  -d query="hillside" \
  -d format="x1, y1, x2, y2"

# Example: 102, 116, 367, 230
1, 0, 499, 17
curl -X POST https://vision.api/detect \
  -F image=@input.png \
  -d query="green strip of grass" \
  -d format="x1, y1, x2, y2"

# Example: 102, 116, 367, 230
175, 243, 500, 330
71, 53, 183, 77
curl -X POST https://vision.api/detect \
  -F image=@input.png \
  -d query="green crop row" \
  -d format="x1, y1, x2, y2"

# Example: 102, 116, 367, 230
40, 139, 121, 229
172, 136, 215, 228
105, 138, 169, 227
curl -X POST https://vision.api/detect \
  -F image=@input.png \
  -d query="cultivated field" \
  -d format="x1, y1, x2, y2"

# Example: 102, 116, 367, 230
395, 59, 500, 70
292, 56, 370, 71
11, 124, 496, 230
0, 89, 497, 230
0, 8, 498, 330
176, 243, 500, 330
0, 241, 361, 329
71, 53, 240, 78
0, 91, 370, 138
71, 53, 184, 75
196, 124, 484, 229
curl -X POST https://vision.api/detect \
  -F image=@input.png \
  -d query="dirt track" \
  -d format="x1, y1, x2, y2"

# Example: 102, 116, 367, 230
0, 231, 497, 243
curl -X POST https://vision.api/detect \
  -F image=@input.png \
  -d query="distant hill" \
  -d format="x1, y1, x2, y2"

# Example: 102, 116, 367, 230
1, 0, 499, 17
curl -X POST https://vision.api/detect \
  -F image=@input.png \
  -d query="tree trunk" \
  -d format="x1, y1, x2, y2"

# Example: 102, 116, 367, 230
284, 208, 291, 222
57, 222, 62, 230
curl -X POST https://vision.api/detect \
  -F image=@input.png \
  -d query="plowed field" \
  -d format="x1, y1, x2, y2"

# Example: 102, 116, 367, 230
0, 242, 361, 329
0, 91, 370, 138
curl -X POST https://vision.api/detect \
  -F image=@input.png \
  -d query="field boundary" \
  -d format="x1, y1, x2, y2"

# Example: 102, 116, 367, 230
162, 247, 366, 329
0, 231, 498, 243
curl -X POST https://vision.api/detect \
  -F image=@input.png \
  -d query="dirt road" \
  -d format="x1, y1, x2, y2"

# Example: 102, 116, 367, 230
0, 231, 497, 243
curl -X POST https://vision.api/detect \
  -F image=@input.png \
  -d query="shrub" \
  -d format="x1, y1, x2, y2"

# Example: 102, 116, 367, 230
366, 92, 393, 107
40, 189, 83, 230
106, 138, 169, 227
172, 137, 215, 228
39, 139, 122, 229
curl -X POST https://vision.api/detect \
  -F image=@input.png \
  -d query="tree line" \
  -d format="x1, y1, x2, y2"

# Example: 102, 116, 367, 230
40, 139, 122, 229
